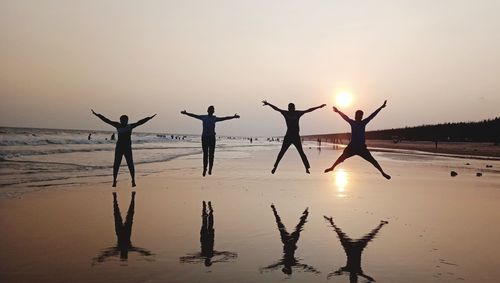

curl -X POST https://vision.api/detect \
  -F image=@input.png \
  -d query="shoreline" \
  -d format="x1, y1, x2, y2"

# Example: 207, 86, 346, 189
305, 138, 500, 159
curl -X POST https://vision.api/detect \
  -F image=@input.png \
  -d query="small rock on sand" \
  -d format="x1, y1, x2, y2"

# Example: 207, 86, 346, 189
476, 172, 482, 177
450, 171, 458, 177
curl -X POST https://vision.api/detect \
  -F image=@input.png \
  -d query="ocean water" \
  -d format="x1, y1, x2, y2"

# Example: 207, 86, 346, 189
0, 127, 278, 195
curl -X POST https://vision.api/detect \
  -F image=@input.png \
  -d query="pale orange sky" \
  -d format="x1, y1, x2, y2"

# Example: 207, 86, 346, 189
1, 0, 499, 136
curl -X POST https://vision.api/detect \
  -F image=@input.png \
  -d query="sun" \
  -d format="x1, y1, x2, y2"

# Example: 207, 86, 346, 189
336, 91, 352, 107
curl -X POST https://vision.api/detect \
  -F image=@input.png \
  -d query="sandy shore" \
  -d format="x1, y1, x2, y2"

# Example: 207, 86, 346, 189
1, 146, 499, 283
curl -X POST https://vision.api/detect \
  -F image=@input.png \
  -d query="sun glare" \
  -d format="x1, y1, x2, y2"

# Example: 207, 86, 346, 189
336, 91, 352, 107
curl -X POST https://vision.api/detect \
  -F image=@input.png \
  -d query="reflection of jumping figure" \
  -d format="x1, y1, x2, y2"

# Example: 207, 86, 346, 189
324, 101, 391, 180
181, 106, 240, 176
324, 216, 388, 282
262, 100, 326, 174
92, 110, 156, 187
92, 192, 153, 265
261, 205, 319, 275
180, 201, 237, 266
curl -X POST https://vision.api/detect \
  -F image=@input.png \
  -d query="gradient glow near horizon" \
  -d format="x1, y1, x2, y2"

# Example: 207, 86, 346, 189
1, 0, 499, 136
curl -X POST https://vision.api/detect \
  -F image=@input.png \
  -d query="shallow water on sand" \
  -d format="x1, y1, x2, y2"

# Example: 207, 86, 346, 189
0, 146, 499, 283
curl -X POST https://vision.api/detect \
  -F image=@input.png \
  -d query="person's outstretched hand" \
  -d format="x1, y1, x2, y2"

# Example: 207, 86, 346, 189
332, 106, 339, 113
180, 110, 187, 115
320, 104, 327, 108
262, 100, 269, 106
150, 114, 157, 119
91, 109, 98, 115
381, 100, 387, 108
234, 114, 240, 119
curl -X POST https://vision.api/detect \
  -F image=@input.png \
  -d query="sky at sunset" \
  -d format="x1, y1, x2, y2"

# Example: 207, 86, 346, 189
1, 0, 499, 136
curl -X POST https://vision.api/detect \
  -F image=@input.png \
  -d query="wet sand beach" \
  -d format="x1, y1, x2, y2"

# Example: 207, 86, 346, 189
1, 145, 500, 283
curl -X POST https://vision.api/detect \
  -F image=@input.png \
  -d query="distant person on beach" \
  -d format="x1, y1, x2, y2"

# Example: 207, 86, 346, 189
92, 109, 156, 187
111, 133, 115, 141
324, 100, 391, 179
88, 133, 92, 140
262, 100, 326, 174
180, 106, 240, 176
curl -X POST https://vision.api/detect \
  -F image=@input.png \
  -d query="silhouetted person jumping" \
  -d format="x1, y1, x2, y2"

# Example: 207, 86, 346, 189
262, 100, 326, 174
181, 106, 240, 176
324, 101, 391, 179
92, 110, 156, 187
261, 204, 319, 275
324, 216, 388, 282
92, 192, 153, 265
180, 201, 237, 266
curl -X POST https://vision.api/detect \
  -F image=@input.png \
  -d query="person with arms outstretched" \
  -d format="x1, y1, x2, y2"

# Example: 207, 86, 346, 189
181, 106, 240, 176
324, 100, 391, 179
262, 100, 326, 174
92, 110, 156, 187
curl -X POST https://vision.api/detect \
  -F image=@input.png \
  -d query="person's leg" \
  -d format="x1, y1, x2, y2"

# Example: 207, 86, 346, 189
113, 192, 123, 239
124, 147, 136, 187
208, 136, 215, 175
113, 147, 124, 187
201, 137, 209, 176
123, 191, 135, 244
272, 137, 292, 174
324, 147, 354, 173
359, 148, 391, 179
292, 137, 311, 173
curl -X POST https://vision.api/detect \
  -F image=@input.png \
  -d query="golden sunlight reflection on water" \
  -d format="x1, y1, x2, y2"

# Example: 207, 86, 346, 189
332, 168, 348, 197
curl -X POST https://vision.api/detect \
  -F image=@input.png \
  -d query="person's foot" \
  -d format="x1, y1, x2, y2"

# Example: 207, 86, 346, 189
131, 180, 136, 187
112, 192, 117, 197
324, 167, 333, 173
203, 169, 207, 177
208, 168, 212, 175
383, 173, 391, 180
208, 201, 213, 212
271, 167, 277, 174
306, 168, 310, 174
132, 191, 136, 197
112, 180, 117, 187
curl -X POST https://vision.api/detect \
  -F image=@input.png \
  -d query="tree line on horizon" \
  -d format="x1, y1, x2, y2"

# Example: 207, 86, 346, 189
305, 117, 500, 144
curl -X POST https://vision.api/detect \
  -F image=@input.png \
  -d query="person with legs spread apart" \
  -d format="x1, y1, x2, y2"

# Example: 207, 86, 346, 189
181, 106, 240, 176
324, 100, 391, 179
262, 100, 326, 174
92, 110, 156, 187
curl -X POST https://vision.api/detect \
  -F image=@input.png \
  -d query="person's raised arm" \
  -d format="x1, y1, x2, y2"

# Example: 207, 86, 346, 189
332, 106, 352, 123
92, 109, 121, 128
303, 104, 327, 113
216, 113, 240, 122
262, 100, 284, 113
364, 100, 387, 123
131, 114, 156, 129
180, 110, 202, 120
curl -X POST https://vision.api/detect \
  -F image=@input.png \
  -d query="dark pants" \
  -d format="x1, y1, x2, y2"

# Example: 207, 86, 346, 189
202, 135, 216, 170
113, 145, 134, 181
274, 135, 310, 169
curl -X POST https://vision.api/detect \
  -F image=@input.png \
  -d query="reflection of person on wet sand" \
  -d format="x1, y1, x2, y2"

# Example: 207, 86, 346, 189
324, 101, 391, 180
180, 106, 240, 177
262, 100, 326, 174
180, 201, 237, 266
92, 110, 156, 187
92, 192, 153, 265
324, 216, 388, 282
261, 205, 320, 275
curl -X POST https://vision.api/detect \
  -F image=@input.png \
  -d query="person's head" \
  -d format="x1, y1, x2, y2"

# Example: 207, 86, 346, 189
207, 105, 215, 115
355, 110, 363, 121
120, 115, 129, 126
288, 103, 295, 111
